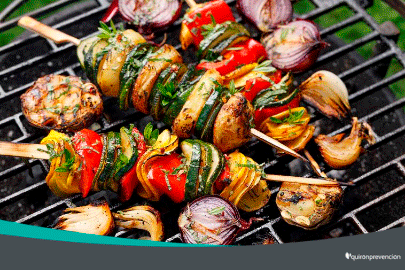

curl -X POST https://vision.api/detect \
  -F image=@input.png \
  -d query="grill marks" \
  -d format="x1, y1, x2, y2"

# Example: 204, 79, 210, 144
20, 74, 103, 132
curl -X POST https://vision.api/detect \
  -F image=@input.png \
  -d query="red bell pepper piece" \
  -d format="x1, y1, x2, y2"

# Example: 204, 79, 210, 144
196, 38, 267, 76
254, 94, 301, 127
184, 0, 235, 47
119, 127, 148, 201
147, 153, 187, 203
72, 129, 103, 198
213, 160, 231, 194
243, 71, 282, 102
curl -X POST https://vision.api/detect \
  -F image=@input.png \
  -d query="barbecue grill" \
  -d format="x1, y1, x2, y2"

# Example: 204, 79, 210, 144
1, 0, 405, 245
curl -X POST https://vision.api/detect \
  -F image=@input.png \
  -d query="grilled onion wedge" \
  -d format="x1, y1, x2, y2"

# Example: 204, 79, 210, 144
21, 74, 103, 132
113, 205, 164, 242
54, 201, 115, 235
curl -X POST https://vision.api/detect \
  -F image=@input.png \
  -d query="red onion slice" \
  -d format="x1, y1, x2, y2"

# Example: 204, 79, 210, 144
118, 0, 182, 34
262, 19, 328, 73
178, 195, 259, 245
237, 0, 293, 32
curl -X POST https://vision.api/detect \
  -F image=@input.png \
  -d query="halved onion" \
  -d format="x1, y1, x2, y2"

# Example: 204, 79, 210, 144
262, 19, 328, 73
237, 0, 293, 32
300, 70, 351, 119
178, 195, 259, 245
118, 0, 182, 35
315, 117, 376, 169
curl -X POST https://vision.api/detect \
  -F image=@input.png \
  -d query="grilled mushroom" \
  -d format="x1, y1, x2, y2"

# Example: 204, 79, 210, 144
276, 182, 343, 230
21, 74, 103, 132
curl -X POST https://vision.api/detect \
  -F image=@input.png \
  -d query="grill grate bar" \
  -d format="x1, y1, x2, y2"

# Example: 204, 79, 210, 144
319, 13, 363, 36
0, 0, 78, 32
317, 31, 380, 64
16, 195, 80, 224
338, 183, 405, 222
349, 69, 405, 101
378, 217, 405, 231
338, 50, 395, 80
349, 214, 369, 234
0, 181, 48, 208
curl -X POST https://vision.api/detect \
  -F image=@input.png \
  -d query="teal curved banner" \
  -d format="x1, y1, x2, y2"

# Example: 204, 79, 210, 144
0, 219, 212, 247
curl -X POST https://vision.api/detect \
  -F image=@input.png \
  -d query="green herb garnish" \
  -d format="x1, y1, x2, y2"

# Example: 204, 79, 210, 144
253, 60, 277, 73
54, 149, 75, 172
228, 80, 239, 95
97, 21, 118, 40
201, 13, 217, 37
253, 88, 287, 110
207, 206, 225, 215
269, 107, 305, 125
159, 81, 178, 107
144, 122, 159, 146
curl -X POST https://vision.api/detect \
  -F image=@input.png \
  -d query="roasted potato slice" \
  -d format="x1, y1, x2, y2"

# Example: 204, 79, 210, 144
276, 182, 343, 230
132, 44, 182, 114
213, 93, 254, 152
21, 74, 103, 132
97, 29, 146, 97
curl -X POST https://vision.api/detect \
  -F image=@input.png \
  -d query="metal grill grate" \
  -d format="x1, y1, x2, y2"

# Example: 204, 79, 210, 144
1, 0, 405, 244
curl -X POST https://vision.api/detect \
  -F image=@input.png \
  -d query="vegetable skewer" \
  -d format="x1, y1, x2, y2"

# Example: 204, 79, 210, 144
0, 138, 349, 187
17, 16, 307, 162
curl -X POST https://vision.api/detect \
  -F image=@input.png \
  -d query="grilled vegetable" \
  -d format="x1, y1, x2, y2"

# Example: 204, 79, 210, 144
114, 205, 164, 241
182, 140, 202, 201
97, 29, 146, 97
178, 195, 258, 245
182, 0, 236, 48
21, 75, 103, 132
119, 43, 157, 110
72, 129, 103, 197
196, 38, 267, 76
147, 152, 187, 203
315, 117, 376, 169
213, 93, 254, 152
197, 21, 250, 59
172, 69, 222, 138
54, 201, 115, 235
259, 107, 311, 142
276, 182, 343, 230
132, 44, 183, 114
238, 180, 271, 212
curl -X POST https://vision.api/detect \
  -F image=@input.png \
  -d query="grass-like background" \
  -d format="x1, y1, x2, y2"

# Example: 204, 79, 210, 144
0, 0, 404, 96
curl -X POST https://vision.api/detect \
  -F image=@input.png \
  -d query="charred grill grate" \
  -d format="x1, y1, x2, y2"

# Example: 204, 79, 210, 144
1, 0, 405, 244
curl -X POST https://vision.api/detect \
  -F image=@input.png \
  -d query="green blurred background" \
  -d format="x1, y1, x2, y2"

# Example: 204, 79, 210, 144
0, 0, 404, 96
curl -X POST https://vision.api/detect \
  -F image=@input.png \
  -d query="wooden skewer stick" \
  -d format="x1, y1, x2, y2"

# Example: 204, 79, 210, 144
18, 16, 80, 45
250, 128, 309, 163
263, 174, 354, 186
0, 141, 50, 160
184, 0, 198, 8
